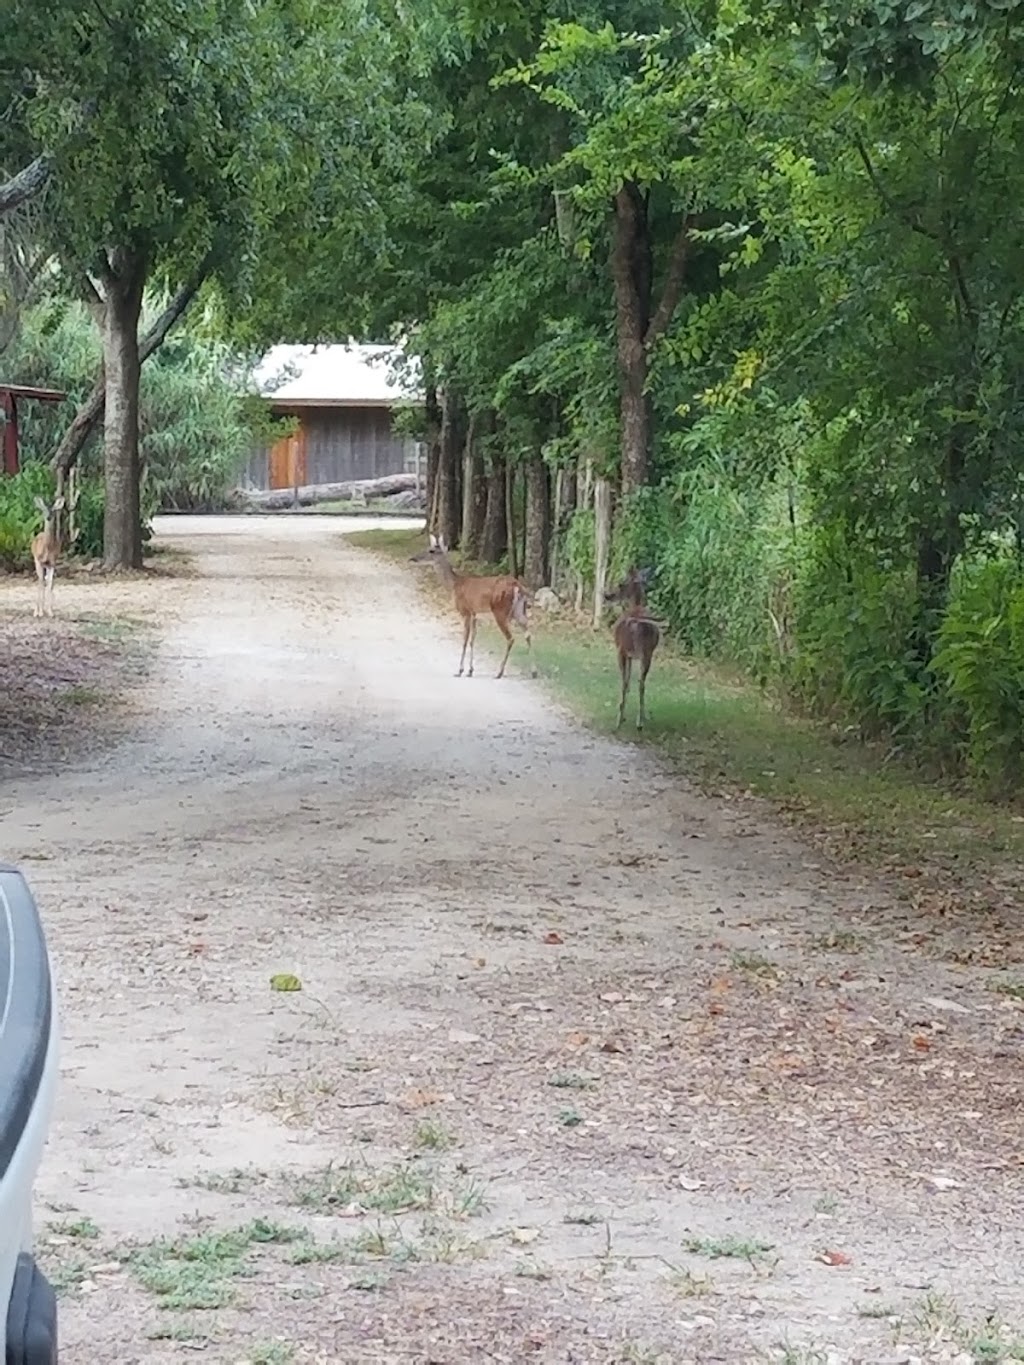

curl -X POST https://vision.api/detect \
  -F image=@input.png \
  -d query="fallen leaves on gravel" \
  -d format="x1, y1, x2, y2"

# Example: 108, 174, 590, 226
816, 1248, 852, 1266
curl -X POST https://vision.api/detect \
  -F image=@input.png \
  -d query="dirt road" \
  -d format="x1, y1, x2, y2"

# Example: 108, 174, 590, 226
3, 516, 1022, 1364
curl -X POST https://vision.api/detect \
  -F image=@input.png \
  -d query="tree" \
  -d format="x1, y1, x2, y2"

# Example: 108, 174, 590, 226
1, 0, 418, 567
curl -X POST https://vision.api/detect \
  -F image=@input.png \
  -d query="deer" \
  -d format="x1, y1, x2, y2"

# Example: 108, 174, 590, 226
31, 494, 66, 619
604, 566, 662, 731
410, 533, 536, 679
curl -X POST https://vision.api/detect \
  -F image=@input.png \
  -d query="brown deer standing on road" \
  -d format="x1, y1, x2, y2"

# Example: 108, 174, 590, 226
410, 534, 536, 679
605, 566, 661, 731
31, 494, 65, 619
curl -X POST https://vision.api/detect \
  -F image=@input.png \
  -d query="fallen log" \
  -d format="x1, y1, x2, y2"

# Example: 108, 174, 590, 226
237, 474, 418, 511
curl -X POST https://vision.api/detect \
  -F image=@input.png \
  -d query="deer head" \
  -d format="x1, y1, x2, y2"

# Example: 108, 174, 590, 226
409, 532, 450, 564
604, 565, 655, 607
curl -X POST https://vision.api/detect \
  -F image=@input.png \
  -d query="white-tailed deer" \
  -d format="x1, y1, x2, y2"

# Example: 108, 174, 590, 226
410, 533, 536, 679
604, 566, 661, 731
31, 495, 65, 619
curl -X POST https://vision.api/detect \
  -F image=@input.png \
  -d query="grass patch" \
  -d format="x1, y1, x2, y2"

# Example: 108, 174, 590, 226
286, 1161, 435, 1215
730, 949, 780, 979
129, 1219, 306, 1311
345, 527, 1024, 903
682, 1234, 774, 1262
48, 1215, 100, 1240
992, 980, 1024, 1001
179, 1167, 269, 1195
61, 684, 105, 706
413, 1119, 455, 1151
548, 1072, 596, 1090
564, 1210, 603, 1226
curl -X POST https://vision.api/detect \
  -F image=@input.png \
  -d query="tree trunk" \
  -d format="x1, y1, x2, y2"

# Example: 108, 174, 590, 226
460, 412, 488, 559
592, 477, 613, 629
481, 455, 507, 564
611, 183, 652, 493
424, 383, 441, 533
102, 250, 147, 570
524, 453, 550, 588
52, 258, 213, 479
575, 459, 594, 614
436, 387, 464, 549
505, 462, 520, 579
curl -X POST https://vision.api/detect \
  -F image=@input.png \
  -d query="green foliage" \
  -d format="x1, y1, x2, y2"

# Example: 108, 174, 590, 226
0, 464, 55, 569
933, 558, 1024, 794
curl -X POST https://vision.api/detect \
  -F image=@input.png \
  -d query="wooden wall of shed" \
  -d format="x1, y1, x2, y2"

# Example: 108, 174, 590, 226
241, 404, 414, 491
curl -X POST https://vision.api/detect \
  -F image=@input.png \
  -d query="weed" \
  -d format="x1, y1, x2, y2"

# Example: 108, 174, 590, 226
810, 930, 864, 953
992, 980, 1024, 1001
663, 1263, 714, 1297
44, 1258, 89, 1298
730, 949, 780, 979
812, 1193, 839, 1215
129, 1220, 305, 1311
682, 1234, 774, 1262
558, 1108, 583, 1128
548, 1072, 596, 1090
246, 1345, 294, 1365
48, 1216, 100, 1240
414, 1119, 455, 1151
564, 1210, 602, 1226
856, 1301, 899, 1320
144, 1321, 210, 1344
287, 1161, 434, 1215
61, 685, 104, 706
179, 1167, 268, 1195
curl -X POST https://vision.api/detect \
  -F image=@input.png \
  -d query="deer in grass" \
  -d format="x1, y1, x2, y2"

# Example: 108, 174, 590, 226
31, 494, 66, 619
410, 533, 536, 679
604, 566, 662, 731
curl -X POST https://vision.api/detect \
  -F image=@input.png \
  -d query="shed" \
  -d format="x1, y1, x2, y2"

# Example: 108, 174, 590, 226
243, 343, 423, 492
0, 384, 67, 475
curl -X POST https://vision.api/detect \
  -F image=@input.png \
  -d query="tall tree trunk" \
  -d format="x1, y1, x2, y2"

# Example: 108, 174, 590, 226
592, 478, 613, 629
481, 454, 507, 564
0, 156, 51, 216
52, 258, 213, 479
424, 382, 441, 533
524, 453, 550, 588
460, 412, 488, 559
505, 462, 520, 579
611, 183, 652, 494
101, 249, 147, 570
436, 387, 464, 549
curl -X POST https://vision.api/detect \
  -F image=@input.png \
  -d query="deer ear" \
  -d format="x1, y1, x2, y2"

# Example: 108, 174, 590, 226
33, 496, 48, 514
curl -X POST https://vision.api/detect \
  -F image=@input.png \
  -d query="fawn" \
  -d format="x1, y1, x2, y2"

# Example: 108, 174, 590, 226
410, 533, 536, 679
31, 494, 65, 619
605, 566, 661, 731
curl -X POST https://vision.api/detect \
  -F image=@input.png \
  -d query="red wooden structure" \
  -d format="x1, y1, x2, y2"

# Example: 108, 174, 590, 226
0, 384, 67, 475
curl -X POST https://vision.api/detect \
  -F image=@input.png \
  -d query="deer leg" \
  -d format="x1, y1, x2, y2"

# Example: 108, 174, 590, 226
523, 622, 537, 678
44, 566, 55, 617
466, 614, 478, 677
616, 653, 632, 729
494, 609, 515, 679
457, 612, 472, 677
637, 653, 652, 731
33, 561, 44, 617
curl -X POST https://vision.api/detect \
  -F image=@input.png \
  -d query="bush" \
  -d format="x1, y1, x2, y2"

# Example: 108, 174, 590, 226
932, 556, 1024, 794
0, 462, 152, 568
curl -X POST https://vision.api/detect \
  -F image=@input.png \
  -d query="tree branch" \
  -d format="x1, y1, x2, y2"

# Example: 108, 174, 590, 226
852, 134, 939, 241
0, 156, 51, 217
645, 218, 693, 348
51, 252, 216, 477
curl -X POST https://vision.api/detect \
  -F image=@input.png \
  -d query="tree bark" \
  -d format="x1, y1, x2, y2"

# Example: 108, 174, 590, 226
460, 411, 488, 559
612, 183, 653, 493
505, 461, 520, 579
0, 156, 51, 217
52, 257, 213, 480
481, 454, 507, 564
424, 382, 441, 533
592, 478, 613, 628
436, 386, 464, 549
610, 186, 693, 494
101, 248, 147, 570
524, 453, 550, 588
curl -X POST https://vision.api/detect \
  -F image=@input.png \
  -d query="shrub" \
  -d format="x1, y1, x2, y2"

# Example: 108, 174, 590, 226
932, 556, 1024, 794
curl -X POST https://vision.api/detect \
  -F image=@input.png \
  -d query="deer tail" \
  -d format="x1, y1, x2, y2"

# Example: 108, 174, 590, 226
511, 582, 531, 627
